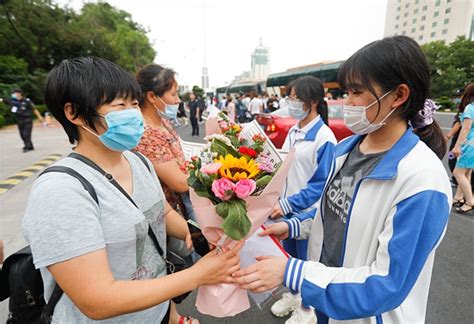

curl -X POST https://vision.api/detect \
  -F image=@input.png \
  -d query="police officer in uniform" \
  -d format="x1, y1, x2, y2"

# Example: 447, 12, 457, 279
1, 88, 44, 152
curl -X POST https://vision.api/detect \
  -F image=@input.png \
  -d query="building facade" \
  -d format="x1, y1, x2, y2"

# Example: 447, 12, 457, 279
384, 0, 474, 44
250, 38, 270, 81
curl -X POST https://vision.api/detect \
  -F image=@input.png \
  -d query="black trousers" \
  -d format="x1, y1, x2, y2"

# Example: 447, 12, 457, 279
17, 118, 34, 149
190, 117, 199, 136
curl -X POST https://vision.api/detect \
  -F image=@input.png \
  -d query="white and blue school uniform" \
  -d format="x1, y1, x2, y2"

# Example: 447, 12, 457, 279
282, 129, 452, 323
279, 116, 336, 260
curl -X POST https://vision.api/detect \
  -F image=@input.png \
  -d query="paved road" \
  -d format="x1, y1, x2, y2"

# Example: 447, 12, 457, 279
0, 114, 473, 323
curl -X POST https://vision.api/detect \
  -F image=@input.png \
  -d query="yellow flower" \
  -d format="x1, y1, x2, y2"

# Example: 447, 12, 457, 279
217, 154, 260, 181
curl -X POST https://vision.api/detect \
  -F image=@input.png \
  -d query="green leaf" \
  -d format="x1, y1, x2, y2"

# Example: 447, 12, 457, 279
256, 175, 272, 187
211, 139, 240, 157
219, 200, 251, 240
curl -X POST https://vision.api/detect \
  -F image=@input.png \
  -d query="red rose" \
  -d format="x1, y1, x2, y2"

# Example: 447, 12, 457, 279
239, 146, 257, 158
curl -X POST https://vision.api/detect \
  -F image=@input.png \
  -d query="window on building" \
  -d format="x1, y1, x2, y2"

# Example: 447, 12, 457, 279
447, 0, 452, 3
423, 5, 427, 11
444, 18, 449, 24
435, 0, 441, 6
405, 3, 409, 8
405, 12, 409, 17
434, 11, 439, 17
446, 8, 451, 14
419, 35, 423, 40
411, 27, 416, 33
421, 16, 426, 21
415, 0, 420, 4
420, 25, 425, 31
432, 22, 438, 27
431, 32, 436, 37
402, 31, 406, 35
397, 6, 401, 11
395, 24, 399, 29
413, 18, 417, 24
396, 15, 400, 20
403, 21, 408, 27
442, 29, 448, 35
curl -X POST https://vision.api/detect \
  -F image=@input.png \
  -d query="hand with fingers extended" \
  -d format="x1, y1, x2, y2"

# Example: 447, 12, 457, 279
233, 255, 287, 293
269, 202, 285, 219
259, 222, 289, 241
193, 240, 244, 286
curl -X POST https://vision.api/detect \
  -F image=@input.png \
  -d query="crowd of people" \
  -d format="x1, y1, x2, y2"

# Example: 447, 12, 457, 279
0, 34, 471, 324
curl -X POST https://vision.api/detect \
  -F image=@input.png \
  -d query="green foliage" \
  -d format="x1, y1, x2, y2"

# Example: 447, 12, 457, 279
210, 139, 240, 157
0, 115, 5, 127
192, 85, 204, 98
0, 0, 156, 104
421, 37, 474, 98
436, 96, 455, 110
216, 199, 251, 240
0, 101, 15, 125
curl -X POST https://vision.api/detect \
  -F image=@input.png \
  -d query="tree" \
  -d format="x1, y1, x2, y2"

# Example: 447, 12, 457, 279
192, 85, 204, 98
421, 37, 474, 98
0, 0, 156, 103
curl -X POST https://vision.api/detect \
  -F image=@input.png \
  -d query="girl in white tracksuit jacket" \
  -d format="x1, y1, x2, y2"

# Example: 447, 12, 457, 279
235, 35, 451, 324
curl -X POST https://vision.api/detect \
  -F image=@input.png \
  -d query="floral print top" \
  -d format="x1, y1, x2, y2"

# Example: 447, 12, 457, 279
135, 119, 186, 211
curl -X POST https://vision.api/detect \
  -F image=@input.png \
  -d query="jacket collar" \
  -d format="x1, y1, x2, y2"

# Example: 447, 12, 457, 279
335, 128, 419, 180
302, 117, 324, 141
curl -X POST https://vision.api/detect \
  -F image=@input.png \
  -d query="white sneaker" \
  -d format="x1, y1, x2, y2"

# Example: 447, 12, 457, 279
285, 307, 317, 324
270, 293, 301, 317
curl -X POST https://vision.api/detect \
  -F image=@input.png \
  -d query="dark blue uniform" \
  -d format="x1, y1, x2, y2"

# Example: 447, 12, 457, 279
5, 97, 35, 150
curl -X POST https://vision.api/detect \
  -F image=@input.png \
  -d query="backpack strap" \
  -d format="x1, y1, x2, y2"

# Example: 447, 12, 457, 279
37, 165, 100, 321
40, 166, 98, 204
67, 152, 165, 257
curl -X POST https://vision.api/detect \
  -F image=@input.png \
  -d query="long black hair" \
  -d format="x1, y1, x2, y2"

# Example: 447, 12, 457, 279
337, 35, 446, 159
289, 76, 329, 125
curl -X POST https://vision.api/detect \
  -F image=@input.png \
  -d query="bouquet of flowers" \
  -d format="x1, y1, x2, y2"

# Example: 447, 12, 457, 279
187, 113, 294, 317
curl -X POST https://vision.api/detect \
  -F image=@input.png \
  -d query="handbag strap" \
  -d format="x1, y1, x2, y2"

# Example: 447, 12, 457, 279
67, 152, 164, 256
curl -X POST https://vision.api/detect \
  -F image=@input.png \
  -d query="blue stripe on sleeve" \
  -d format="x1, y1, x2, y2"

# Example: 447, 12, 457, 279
284, 218, 301, 239
287, 141, 335, 213
299, 190, 450, 320
284, 258, 306, 294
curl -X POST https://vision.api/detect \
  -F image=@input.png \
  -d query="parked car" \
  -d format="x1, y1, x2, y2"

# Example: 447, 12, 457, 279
255, 99, 353, 148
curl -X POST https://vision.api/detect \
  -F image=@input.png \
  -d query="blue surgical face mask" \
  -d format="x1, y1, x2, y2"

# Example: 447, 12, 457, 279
157, 96, 179, 119
82, 108, 144, 151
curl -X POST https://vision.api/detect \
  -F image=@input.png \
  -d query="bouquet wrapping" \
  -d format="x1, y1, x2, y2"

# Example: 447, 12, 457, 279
187, 114, 294, 317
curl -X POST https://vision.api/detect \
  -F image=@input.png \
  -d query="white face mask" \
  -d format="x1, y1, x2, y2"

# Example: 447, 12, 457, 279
343, 90, 394, 135
288, 99, 309, 120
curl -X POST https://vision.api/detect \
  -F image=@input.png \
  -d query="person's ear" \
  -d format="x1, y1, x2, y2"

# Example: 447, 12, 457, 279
392, 84, 410, 109
64, 103, 86, 126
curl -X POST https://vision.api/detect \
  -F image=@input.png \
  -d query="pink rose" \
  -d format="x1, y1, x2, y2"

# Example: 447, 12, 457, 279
234, 179, 256, 199
200, 162, 222, 175
212, 178, 235, 201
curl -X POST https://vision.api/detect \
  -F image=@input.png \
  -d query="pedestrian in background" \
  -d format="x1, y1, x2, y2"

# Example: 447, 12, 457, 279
451, 83, 474, 213
226, 95, 236, 122
1, 88, 44, 152
189, 93, 200, 137
269, 76, 336, 324
249, 93, 263, 119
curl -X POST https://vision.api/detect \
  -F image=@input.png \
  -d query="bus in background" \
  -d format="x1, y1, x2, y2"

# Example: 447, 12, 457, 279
265, 60, 345, 98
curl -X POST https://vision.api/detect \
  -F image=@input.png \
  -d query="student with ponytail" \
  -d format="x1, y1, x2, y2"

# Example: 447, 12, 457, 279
268, 76, 336, 324
235, 36, 452, 324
